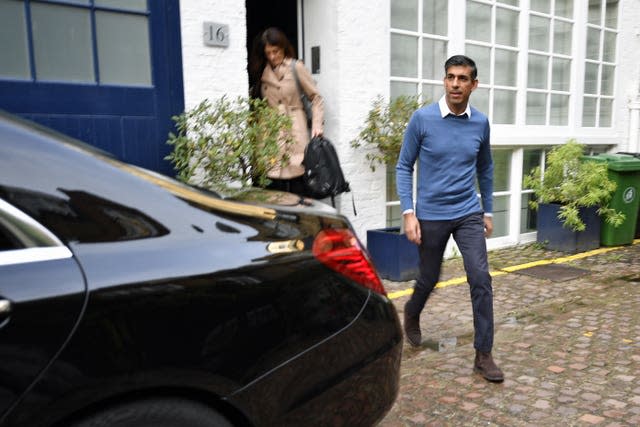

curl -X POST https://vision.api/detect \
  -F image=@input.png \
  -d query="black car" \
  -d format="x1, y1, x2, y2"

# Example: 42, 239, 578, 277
0, 112, 402, 427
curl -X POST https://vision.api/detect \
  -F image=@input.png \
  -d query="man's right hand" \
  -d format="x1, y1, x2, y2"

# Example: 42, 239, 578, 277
403, 212, 421, 245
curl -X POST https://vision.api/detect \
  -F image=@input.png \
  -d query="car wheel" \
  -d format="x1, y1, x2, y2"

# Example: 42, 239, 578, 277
69, 397, 234, 427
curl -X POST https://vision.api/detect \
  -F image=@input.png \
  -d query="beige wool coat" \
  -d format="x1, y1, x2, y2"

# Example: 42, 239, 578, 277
260, 58, 324, 179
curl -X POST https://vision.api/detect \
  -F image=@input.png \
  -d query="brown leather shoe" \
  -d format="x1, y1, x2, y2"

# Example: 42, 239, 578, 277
474, 350, 504, 382
403, 306, 421, 347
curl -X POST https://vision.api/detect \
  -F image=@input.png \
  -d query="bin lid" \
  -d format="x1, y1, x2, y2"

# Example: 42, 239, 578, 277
582, 153, 640, 172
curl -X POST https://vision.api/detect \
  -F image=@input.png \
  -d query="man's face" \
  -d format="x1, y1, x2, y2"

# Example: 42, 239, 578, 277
443, 65, 478, 114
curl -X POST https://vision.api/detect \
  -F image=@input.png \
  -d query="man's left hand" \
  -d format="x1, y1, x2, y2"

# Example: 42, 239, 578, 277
483, 215, 493, 238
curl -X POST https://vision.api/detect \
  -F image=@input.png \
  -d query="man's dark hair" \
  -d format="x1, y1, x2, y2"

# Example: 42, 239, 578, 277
444, 55, 478, 80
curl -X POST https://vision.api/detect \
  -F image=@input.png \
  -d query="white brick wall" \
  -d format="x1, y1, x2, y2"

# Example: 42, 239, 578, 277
179, 0, 248, 110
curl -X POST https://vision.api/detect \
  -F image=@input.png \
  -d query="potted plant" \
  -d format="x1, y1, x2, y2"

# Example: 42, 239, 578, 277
165, 96, 294, 195
350, 95, 425, 281
523, 139, 625, 253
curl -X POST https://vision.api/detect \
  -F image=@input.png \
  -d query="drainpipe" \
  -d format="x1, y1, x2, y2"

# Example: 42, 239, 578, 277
629, 98, 640, 153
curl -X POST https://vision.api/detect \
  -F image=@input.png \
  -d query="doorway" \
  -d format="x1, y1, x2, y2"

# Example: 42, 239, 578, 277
245, 0, 300, 90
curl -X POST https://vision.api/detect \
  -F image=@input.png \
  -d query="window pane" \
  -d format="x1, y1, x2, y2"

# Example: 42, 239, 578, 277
550, 94, 569, 125
391, 34, 418, 78
588, 0, 601, 25
494, 49, 517, 86
492, 195, 510, 237
472, 87, 490, 115
603, 30, 616, 62
95, 0, 148, 11
496, 8, 518, 47
551, 57, 570, 91
600, 64, 614, 96
422, 39, 448, 80
527, 54, 548, 89
586, 27, 601, 60
582, 97, 597, 126
96, 11, 151, 86
553, 20, 572, 55
493, 89, 516, 124
554, 0, 573, 18
0, 1, 30, 79
31, 4, 94, 82
465, 44, 490, 82
387, 167, 398, 201
605, 0, 618, 29
521, 192, 537, 232
529, 15, 550, 51
386, 205, 402, 228
522, 149, 542, 181
492, 150, 511, 192
466, 1, 492, 43
526, 92, 546, 125
530, 0, 550, 13
391, 0, 418, 31
599, 98, 612, 126
391, 81, 418, 98
584, 62, 599, 94
423, 0, 447, 35
421, 83, 443, 103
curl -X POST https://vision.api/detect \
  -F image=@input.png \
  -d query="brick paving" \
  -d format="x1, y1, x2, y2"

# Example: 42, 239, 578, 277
379, 241, 640, 427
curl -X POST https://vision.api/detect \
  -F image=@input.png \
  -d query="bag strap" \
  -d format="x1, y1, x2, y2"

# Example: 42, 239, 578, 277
290, 60, 307, 104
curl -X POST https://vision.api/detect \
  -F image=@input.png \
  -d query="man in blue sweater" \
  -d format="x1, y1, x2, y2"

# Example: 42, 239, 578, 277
396, 55, 503, 382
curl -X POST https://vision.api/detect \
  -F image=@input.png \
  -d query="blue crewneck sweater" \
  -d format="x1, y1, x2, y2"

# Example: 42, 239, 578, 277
396, 102, 493, 220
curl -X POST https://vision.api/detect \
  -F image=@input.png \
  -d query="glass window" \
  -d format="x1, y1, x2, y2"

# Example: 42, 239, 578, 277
31, 4, 94, 82
96, 12, 151, 85
582, 0, 617, 127
391, 82, 418, 98
1, 1, 151, 87
526, 92, 546, 124
391, 34, 418, 78
530, 0, 550, 14
550, 94, 569, 125
493, 89, 516, 124
466, 1, 492, 43
492, 150, 511, 192
391, 0, 418, 31
551, 57, 570, 91
553, 20, 572, 55
492, 195, 510, 237
0, 2, 30, 79
421, 84, 443, 104
472, 87, 490, 115
494, 49, 517, 86
465, 44, 491, 81
529, 15, 550, 51
527, 54, 548, 89
422, 39, 448, 80
554, 0, 573, 18
423, 0, 447, 35
496, 8, 519, 47
95, 0, 148, 11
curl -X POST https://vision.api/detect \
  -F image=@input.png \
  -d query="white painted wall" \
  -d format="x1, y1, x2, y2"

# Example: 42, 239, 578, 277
304, 0, 390, 244
179, 0, 249, 110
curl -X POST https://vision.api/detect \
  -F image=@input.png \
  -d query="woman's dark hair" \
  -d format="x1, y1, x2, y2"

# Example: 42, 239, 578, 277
444, 55, 478, 80
248, 27, 296, 98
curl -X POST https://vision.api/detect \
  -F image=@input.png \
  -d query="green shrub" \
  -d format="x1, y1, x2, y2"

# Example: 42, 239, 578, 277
166, 96, 294, 194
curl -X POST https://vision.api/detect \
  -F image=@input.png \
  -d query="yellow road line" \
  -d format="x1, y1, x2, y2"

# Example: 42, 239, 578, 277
387, 238, 640, 300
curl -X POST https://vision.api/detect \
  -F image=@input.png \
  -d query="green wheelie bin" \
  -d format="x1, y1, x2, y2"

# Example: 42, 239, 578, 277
583, 154, 640, 246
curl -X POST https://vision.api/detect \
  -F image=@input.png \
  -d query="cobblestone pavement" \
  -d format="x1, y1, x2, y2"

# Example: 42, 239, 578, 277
379, 241, 640, 427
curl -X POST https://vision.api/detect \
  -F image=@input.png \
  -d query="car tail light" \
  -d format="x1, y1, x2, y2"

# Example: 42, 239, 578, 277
312, 228, 387, 295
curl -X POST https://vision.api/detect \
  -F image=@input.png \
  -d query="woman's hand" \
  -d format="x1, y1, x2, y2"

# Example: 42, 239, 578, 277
311, 128, 323, 138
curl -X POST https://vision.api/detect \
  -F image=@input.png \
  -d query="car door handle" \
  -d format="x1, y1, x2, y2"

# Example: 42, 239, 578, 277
0, 299, 11, 315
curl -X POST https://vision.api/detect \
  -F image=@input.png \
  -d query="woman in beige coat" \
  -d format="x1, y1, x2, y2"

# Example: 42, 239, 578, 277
249, 27, 324, 196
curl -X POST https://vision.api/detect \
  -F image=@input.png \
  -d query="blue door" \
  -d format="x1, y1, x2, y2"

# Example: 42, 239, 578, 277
0, 0, 184, 175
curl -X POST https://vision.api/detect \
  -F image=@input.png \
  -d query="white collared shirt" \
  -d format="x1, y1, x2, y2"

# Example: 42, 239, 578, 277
438, 95, 471, 118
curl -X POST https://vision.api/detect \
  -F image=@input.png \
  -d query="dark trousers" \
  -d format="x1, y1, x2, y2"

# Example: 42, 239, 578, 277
405, 213, 494, 352
264, 176, 306, 197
